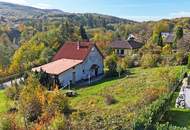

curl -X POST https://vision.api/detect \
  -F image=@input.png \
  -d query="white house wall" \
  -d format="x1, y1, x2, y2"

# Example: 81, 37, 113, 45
83, 46, 104, 77
58, 45, 104, 87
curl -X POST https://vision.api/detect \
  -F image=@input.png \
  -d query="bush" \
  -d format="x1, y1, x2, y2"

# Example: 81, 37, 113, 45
0, 117, 12, 130
47, 91, 70, 115
104, 95, 117, 105
19, 76, 44, 123
175, 51, 185, 65
104, 54, 118, 76
49, 113, 66, 130
5, 83, 22, 100
0, 115, 20, 130
122, 54, 140, 69
141, 53, 159, 68
25, 98, 42, 122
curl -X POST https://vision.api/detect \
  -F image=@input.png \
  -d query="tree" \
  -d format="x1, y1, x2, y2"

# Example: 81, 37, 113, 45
104, 54, 118, 76
19, 76, 44, 127
175, 26, 183, 41
80, 25, 88, 41
141, 53, 159, 68
187, 54, 190, 69
116, 62, 123, 77
157, 32, 163, 47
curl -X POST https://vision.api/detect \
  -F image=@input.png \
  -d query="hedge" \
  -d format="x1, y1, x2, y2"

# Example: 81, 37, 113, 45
133, 67, 187, 130
156, 123, 187, 130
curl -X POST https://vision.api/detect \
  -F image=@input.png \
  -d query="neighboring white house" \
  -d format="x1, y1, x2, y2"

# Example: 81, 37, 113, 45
32, 41, 104, 87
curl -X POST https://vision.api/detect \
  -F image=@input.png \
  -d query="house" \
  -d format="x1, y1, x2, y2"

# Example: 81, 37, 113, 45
161, 32, 175, 45
110, 37, 143, 57
32, 41, 104, 87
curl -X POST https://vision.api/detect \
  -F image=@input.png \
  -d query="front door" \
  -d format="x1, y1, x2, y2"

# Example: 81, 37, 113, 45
95, 68, 98, 77
72, 72, 76, 84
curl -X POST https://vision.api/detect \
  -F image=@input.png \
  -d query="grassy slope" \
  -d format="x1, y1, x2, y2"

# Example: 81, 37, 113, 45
0, 66, 183, 127
67, 66, 183, 127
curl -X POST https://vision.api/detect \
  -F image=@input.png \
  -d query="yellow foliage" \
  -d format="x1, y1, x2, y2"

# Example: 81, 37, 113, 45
162, 44, 172, 55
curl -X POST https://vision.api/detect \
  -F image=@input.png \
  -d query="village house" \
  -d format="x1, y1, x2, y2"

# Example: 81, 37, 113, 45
32, 42, 104, 87
161, 32, 175, 45
110, 35, 143, 57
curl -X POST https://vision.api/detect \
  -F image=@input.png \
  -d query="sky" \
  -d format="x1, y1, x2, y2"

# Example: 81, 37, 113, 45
0, 0, 190, 21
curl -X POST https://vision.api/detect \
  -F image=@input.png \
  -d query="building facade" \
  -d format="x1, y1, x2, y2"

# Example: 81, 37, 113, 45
110, 39, 143, 57
33, 42, 104, 87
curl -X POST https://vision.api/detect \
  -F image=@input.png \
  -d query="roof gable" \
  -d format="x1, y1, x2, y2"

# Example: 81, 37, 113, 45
52, 42, 94, 61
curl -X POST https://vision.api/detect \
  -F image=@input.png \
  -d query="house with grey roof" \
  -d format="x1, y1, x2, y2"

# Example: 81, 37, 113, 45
110, 38, 143, 57
161, 32, 175, 44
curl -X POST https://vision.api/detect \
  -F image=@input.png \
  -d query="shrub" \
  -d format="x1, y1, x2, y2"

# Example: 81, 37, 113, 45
5, 83, 22, 100
0, 117, 12, 130
25, 98, 42, 122
0, 115, 20, 130
47, 91, 70, 115
104, 95, 117, 105
19, 76, 44, 123
49, 113, 66, 130
141, 53, 159, 68
175, 51, 185, 65
104, 54, 118, 76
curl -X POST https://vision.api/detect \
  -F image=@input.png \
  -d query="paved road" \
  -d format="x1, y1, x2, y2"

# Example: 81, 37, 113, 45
0, 77, 24, 89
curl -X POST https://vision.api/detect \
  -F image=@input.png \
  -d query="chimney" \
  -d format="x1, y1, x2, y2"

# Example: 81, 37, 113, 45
77, 41, 80, 50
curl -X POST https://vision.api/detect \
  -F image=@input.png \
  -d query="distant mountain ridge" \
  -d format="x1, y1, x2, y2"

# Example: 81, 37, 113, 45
0, 2, 136, 25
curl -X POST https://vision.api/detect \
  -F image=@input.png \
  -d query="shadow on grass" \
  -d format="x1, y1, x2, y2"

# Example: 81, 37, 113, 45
72, 75, 125, 90
161, 109, 190, 127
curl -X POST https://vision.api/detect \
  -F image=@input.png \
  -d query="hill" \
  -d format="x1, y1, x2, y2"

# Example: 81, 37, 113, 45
0, 2, 135, 26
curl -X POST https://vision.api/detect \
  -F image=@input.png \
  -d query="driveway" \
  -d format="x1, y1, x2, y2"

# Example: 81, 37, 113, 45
0, 77, 24, 89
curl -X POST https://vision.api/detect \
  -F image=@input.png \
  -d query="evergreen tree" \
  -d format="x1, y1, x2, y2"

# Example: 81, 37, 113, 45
80, 25, 88, 41
175, 26, 183, 40
157, 32, 163, 47
187, 54, 190, 69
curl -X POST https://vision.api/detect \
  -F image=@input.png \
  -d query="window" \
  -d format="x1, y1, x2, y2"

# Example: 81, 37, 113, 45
117, 49, 120, 54
120, 49, 124, 55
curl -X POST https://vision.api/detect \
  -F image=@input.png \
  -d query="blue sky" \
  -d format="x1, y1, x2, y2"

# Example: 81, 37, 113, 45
1, 0, 190, 21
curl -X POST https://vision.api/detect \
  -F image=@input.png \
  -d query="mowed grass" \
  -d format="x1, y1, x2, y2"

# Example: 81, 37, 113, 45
67, 66, 183, 116
161, 91, 190, 128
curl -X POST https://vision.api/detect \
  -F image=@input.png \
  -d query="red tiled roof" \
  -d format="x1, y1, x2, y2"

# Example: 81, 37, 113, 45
52, 42, 94, 61
32, 58, 83, 75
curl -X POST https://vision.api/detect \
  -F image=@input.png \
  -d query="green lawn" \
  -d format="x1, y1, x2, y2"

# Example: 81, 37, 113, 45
0, 90, 8, 113
65, 66, 183, 128
0, 66, 184, 129
161, 92, 190, 128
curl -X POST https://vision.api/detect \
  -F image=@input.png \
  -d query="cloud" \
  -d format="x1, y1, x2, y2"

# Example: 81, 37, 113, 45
122, 15, 164, 22
170, 11, 190, 17
0, 0, 51, 9
0, 0, 29, 5
31, 3, 51, 9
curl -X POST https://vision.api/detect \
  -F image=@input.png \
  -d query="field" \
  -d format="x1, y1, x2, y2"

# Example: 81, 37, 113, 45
65, 66, 183, 128
0, 66, 184, 129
